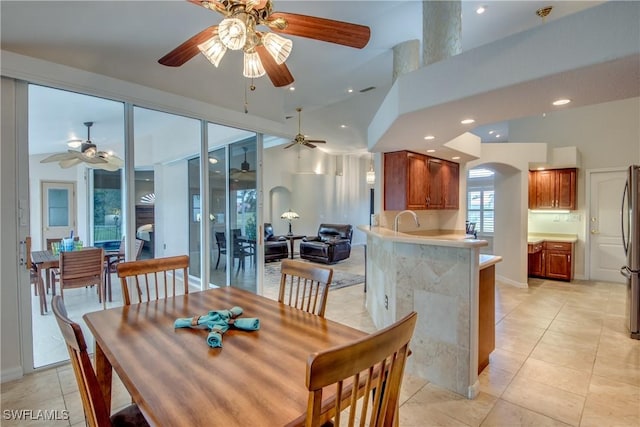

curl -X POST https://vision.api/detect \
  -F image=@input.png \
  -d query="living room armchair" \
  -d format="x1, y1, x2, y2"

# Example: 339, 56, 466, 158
299, 224, 353, 264
264, 223, 288, 262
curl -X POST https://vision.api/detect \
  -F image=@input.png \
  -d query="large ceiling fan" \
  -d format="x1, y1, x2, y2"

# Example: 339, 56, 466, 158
158, 0, 371, 87
284, 107, 326, 149
40, 122, 123, 172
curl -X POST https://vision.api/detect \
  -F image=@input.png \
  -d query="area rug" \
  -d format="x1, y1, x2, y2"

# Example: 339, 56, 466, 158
264, 260, 365, 290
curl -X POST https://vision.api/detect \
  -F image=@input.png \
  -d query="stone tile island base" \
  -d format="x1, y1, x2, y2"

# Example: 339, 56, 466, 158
359, 225, 491, 399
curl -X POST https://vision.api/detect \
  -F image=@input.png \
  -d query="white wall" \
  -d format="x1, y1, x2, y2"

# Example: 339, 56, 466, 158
155, 162, 190, 258
1, 77, 23, 381
468, 143, 548, 287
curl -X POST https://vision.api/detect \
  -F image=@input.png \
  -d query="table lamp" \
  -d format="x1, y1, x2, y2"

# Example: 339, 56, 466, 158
280, 209, 300, 236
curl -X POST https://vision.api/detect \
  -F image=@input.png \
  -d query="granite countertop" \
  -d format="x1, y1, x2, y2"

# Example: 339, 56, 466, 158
527, 233, 578, 244
479, 254, 502, 269
357, 225, 488, 248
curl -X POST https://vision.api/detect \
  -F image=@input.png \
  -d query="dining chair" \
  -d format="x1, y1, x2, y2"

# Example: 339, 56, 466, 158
116, 255, 189, 305
58, 247, 105, 307
51, 295, 149, 427
278, 259, 333, 317
104, 239, 144, 303
215, 231, 252, 274
305, 311, 417, 427
25, 236, 43, 298
47, 236, 80, 295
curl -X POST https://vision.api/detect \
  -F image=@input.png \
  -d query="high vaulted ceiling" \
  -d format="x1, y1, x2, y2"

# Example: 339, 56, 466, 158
3, 0, 630, 157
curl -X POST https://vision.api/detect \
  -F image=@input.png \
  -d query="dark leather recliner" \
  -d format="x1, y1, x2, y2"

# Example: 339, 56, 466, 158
299, 224, 353, 264
264, 223, 288, 262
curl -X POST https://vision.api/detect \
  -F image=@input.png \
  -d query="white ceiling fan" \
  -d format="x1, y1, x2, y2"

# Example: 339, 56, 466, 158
40, 122, 123, 172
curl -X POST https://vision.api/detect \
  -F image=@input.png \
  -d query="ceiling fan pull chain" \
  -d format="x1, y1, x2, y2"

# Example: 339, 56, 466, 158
244, 81, 249, 114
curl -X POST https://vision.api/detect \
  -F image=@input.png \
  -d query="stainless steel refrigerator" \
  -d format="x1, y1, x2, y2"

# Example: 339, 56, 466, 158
621, 165, 640, 339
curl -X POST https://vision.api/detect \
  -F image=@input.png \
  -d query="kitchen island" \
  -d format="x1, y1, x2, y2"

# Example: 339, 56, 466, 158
358, 225, 501, 399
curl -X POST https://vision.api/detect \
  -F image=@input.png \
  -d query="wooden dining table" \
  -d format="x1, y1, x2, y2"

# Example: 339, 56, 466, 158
83, 286, 367, 427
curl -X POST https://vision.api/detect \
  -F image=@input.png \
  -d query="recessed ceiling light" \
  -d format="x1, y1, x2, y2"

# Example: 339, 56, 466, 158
427, 149, 436, 153
461, 118, 475, 125
476, 6, 486, 14
552, 98, 571, 106
495, 134, 501, 138
488, 130, 494, 135
347, 88, 354, 93
340, 124, 347, 128
424, 135, 435, 140
288, 86, 295, 91
452, 156, 461, 160
209, 157, 218, 164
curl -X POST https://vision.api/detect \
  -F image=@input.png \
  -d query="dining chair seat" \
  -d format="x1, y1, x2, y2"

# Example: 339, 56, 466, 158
51, 295, 149, 427
279, 259, 333, 317
305, 311, 417, 427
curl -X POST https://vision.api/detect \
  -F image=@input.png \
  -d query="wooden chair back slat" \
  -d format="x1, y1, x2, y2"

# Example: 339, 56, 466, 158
52, 296, 112, 427
305, 312, 417, 427
59, 248, 105, 306
116, 255, 189, 305
279, 259, 333, 317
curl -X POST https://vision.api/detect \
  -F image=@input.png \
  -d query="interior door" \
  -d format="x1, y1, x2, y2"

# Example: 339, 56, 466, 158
41, 181, 76, 245
589, 169, 626, 282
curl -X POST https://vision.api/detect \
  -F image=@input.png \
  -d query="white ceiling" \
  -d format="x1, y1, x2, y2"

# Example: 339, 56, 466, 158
2, 0, 628, 158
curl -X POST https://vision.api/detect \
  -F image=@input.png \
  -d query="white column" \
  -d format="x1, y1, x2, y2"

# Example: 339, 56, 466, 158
392, 39, 420, 83
422, 0, 461, 66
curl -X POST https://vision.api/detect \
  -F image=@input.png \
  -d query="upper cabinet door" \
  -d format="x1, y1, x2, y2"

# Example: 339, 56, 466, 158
406, 153, 429, 210
534, 170, 556, 209
426, 157, 444, 209
443, 161, 459, 210
556, 169, 577, 209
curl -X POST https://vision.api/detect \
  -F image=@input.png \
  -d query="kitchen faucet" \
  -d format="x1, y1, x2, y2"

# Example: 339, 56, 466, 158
394, 210, 420, 232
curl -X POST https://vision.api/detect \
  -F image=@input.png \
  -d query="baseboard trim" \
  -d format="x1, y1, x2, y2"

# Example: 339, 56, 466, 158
1, 366, 23, 383
496, 275, 528, 288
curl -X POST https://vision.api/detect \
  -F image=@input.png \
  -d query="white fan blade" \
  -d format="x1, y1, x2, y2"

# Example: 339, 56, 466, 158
40, 152, 74, 163
59, 158, 82, 168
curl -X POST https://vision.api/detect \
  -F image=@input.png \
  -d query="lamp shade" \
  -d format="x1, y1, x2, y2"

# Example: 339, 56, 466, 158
262, 32, 292, 64
198, 36, 227, 67
366, 169, 376, 185
280, 210, 300, 221
218, 16, 247, 50
243, 51, 266, 78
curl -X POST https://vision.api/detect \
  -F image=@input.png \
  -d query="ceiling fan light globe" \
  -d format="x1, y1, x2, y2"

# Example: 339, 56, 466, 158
67, 140, 82, 149
263, 32, 292, 64
243, 51, 266, 78
198, 36, 227, 67
219, 17, 247, 50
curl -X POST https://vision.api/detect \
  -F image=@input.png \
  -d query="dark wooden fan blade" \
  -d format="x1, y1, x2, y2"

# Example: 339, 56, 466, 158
256, 45, 294, 87
267, 12, 370, 49
283, 142, 297, 149
307, 140, 326, 144
158, 26, 218, 67
303, 142, 317, 149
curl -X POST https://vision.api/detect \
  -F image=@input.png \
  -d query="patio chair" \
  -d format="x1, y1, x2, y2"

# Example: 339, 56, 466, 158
51, 295, 148, 427
58, 247, 105, 308
278, 259, 333, 317
304, 311, 417, 427
116, 255, 189, 305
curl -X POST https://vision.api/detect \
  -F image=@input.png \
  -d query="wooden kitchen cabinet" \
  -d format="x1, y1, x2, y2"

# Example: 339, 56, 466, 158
384, 151, 429, 210
443, 160, 459, 209
527, 242, 544, 277
384, 151, 459, 210
528, 240, 574, 281
544, 241, 574, 281
529, 168, 577, 210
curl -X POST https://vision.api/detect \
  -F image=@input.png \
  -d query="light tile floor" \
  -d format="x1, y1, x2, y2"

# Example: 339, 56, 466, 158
4, 247, 639, 426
